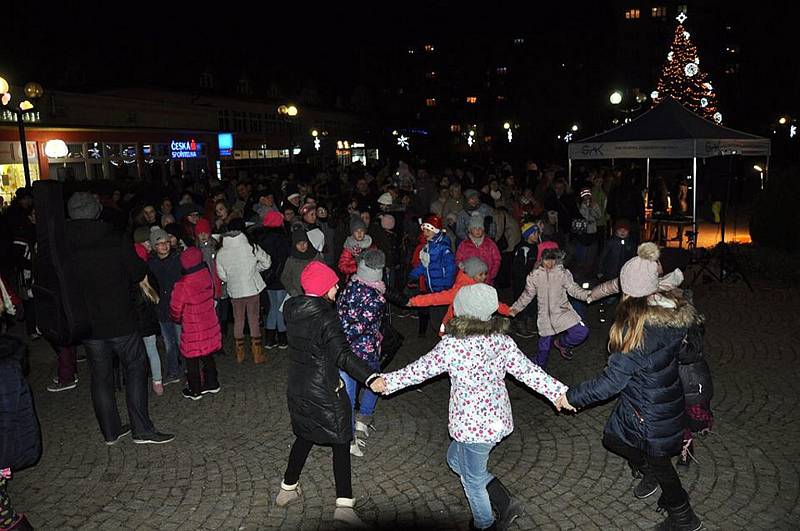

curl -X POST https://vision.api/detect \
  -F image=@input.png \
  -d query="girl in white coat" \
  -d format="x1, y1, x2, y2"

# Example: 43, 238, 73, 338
215, 219, 271, 363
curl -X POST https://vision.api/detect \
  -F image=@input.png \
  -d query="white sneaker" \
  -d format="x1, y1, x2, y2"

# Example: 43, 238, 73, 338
349, 438, 365, 457
354, 420, 371, 439
333, 497, 369, 528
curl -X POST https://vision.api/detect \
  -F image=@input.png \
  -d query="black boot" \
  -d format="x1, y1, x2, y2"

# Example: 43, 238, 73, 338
264, 329, 277, 349
486, 478, 524, 531
654, 500, 702, 531
633, 463, 660, 499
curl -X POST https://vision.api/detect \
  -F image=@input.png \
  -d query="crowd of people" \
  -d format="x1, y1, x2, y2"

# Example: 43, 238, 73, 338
0, 158, 713, 531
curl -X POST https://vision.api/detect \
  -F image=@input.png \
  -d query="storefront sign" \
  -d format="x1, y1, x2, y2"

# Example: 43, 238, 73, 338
218, 133, 233, 156
171, 139, 202, 159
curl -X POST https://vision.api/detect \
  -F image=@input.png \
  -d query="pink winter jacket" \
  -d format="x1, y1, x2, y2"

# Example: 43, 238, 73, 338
510, 264, 591, 337
455, 237, 501, 285
170, 267, 221, 358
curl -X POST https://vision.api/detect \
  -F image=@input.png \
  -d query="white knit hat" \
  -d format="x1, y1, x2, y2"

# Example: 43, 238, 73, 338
620, 242, 661, 297
453, 284, 498, 321
377, 192, 393, 206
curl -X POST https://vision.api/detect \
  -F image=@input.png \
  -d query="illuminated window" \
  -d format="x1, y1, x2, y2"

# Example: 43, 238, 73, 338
465, 96, 478, 104
624, 9, 641, 19
426, 71, 437, 80
677, 5, 688, 15
424, 44, 435, 52
724, 64, 739, 75
496, 95, 507, 102
496, 67, 508, 75
408, 48, 415, 54
426, 98, 437, 107
484, 136, 493, 143
651, 6, 666, 17
450, 124, 461, 133
513, 37, 525, 45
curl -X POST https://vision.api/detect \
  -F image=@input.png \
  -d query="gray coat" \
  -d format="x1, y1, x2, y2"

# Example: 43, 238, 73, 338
280, 254, 324, 297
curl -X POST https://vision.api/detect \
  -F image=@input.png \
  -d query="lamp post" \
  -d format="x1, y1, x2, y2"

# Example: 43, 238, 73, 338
0, 77, 44, 188
753, 164, 764, 191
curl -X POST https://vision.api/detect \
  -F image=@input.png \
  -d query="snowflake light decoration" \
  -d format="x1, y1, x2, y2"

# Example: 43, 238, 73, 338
651, 90, 659, 99
396, 135, 410, 150
683, 31, 691, 39
713, 112, 723, 124
314, 138, 321, 151
506, 129, 513, 143
694, 56, 700, 64
676, 12, 687, 24
791, 125, 797, 138
700, 98, 708, 108
467, 136, 474, 147
667, 51, 674, 61
684, 63, 699, 77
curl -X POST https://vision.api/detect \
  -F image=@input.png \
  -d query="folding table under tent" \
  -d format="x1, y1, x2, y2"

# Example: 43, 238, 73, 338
567, 97, 771, 233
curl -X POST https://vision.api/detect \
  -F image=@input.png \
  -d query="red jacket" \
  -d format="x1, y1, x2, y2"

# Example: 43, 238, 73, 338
170, 267, 221, 358
455, 237, 502, 285
338, 243, 376, 276
409, 271, 510, 335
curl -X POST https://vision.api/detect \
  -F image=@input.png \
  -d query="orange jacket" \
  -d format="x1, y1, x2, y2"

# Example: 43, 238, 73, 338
409, 271, 510, 335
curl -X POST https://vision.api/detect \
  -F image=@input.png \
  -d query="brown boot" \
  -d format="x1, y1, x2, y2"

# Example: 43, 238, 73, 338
252, 336, 265, 364
234, 338, 246, 364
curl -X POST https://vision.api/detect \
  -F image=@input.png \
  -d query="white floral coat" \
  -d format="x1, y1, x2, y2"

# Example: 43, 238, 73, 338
382, 333, 568, 443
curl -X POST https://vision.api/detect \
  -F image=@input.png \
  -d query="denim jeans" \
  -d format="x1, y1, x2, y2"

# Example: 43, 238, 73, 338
446, 440, 496, 529
141, 334, 162, 383
339, 358, 379, 429
159, 321, 182, 379
265, 289, 287, 332
83, 332, 156, 440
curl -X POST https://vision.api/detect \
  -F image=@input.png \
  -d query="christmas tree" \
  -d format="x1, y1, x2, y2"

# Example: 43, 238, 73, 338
652, 12, 721, 123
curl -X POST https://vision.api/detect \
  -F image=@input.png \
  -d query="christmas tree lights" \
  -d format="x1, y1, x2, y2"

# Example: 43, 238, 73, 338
653, 13, 720, 122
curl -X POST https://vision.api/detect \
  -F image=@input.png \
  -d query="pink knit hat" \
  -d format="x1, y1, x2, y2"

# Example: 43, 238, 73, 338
620, 242, 660, 297
380, 214, 396, 230
300, 261, 339, 297
262, 210, 285, 228
536, 241, 560, 263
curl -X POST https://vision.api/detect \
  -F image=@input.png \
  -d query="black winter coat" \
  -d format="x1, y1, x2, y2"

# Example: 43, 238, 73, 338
284, 295, 374, 445
511, 241, 538, 299
66, 220, 147, 339
0, 335, 41, 472
598, 235, 637, 279
253, 227, 290, 290
568, 300, 697, 457
148, 251, 182, 322
678, 319, 713, 408
132, 270, 161, 338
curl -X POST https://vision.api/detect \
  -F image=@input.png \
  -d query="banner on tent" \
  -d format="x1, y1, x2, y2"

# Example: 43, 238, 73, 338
569, 138, 771, 160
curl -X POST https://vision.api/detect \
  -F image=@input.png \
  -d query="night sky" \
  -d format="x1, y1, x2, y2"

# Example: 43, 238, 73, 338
2, 1, 797, 134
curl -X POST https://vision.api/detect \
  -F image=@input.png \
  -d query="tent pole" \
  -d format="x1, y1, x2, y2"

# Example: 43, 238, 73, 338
765, 155, 770, 185
692, 157, 698, 238
646, 158, 650, 188
568, 159, 572, 187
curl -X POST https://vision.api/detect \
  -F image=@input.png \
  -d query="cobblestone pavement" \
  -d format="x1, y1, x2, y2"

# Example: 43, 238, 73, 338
10, 279, 800, 530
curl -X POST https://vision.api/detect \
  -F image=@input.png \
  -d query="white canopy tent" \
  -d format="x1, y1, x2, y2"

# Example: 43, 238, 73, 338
568, 98, 771, 231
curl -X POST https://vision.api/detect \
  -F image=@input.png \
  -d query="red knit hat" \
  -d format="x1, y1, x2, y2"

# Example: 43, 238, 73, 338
194, 218, 211, 236
536, 241, 560, 263
421, 214, 442, 233
262, 210, 285, 228
300, 261, 339, 297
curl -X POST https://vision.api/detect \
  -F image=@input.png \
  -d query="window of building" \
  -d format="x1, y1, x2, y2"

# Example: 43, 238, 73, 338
496, 67, 508, 75
513, 37, 525, 45
236, 79, 251, 95
200, 72, 214, 89
677, 4, 688, 15
250, 112, 261, 133
651, 6, 666, 17
426, 71, 437, 80
408, 48, 415, 55
424, 44, 435, 52
465, 96, 478, 104
624, 9, 641, 19
426, 98, 437, 107
724, 64, 740, 75
218, 110, 230, 131
496, 95, 507, 102
450, 124, 461, 133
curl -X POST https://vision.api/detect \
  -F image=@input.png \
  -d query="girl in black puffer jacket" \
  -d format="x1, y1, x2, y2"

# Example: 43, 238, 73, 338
274, 261, 384, 528
564, 243, 702, 531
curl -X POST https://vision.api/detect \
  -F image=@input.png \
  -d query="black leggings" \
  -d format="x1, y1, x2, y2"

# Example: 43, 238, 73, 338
283, 436, 352, 498
603, 433, 687, 506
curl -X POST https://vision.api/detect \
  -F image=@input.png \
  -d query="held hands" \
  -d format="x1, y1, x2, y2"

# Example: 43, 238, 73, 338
555, 393, 576, 413
369, 376, 387, 395
508, 308, 519, 317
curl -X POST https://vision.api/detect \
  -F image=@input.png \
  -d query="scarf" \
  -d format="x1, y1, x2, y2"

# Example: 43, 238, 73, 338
469, 235, 485, 247
353, 275, 386, 295
344, 234, 372, 251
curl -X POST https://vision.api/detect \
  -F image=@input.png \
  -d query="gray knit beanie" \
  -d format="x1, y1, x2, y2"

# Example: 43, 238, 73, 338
67, 192, 101, 220
468, 214, 484, 231
350, 216, 367, 234
459, 257, 488, 278
453, 284, 498, 321
356, 249, 385, 283
149, 226, 170, 247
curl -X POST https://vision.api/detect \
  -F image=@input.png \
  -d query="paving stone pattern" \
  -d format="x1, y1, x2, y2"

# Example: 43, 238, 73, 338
11, 280, 800, 530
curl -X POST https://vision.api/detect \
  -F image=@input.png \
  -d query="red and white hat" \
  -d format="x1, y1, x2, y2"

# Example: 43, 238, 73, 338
420, 214, 442, 233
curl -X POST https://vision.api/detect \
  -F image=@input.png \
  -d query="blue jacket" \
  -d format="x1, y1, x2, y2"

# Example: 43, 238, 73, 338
568, 300, 697, 457
409, 232, 457, 293
0, 335, 41, 472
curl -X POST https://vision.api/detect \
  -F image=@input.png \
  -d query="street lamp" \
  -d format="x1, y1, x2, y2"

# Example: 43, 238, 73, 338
0, 77, 44, 187
609, 91, 623, 105
753, 164, 764, 190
